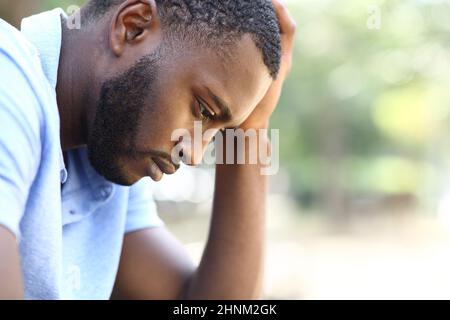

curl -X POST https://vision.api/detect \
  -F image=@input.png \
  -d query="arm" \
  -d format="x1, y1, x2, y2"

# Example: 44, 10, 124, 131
182, 1, 296, 299
113, 0, 296, 300
113, 140, 269, 300
0, 48, 43, 299
183, 134, 270, 299
0, 226, 23, 299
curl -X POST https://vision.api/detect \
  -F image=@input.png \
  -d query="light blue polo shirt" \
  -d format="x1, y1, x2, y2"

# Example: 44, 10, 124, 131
0, 9, 164, 299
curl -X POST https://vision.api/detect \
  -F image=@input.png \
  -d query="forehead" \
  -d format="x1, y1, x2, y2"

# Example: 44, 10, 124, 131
162, 34, 273, 125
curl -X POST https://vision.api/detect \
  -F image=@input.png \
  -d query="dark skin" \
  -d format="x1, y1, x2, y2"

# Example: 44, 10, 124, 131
0, 0, 296, 299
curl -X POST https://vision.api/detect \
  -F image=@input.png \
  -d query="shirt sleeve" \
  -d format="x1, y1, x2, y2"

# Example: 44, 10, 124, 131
125, 177, 164, 234
0, 50, 42, 237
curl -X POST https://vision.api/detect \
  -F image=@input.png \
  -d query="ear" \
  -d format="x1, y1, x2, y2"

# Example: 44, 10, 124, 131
110, 0, 159, 57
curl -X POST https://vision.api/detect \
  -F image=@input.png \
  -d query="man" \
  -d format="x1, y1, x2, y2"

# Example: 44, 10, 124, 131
0, 0, 295, 299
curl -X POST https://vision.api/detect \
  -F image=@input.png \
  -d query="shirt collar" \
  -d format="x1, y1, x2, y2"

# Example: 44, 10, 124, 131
20, 8, 67, 89
20, 9, 115, 191
20, 9, 69, 184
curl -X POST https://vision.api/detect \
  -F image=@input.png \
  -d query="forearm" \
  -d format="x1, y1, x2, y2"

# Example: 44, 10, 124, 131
184, 132, 270, 300
0, 226, 23, 299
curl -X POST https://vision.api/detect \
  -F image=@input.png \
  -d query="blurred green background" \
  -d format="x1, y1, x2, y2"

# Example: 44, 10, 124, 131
2, 0, 450, 299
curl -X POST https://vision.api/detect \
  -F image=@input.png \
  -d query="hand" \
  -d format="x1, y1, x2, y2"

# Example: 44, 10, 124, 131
239, 0, 297, 130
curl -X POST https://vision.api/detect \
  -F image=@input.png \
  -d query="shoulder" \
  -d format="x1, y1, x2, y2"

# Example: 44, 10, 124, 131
0, 19, 58, 141
0, 18, 40, 71
0, 17, 53, 102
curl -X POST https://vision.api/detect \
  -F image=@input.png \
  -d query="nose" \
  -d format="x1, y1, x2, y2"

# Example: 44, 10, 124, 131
175, 129, 218, 166
179, 140, 210, 166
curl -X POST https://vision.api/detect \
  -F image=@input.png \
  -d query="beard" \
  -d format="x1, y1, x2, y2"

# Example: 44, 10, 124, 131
87, 53, 160, 186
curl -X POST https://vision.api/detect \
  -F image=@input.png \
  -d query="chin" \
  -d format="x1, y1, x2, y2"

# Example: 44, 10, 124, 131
149, 174, 164, 182
102, 172, 137, 187
91, 159, 140, 186
111, 166, 147, 186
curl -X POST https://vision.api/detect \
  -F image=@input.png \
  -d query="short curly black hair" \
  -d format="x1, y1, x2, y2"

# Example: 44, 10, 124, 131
84, 0, 281, 78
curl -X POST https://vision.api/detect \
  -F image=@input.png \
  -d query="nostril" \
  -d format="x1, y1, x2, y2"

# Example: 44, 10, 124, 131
179, 150, 184, 158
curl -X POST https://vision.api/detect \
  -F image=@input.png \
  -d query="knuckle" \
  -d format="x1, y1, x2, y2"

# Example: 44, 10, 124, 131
288, 20, 297, 33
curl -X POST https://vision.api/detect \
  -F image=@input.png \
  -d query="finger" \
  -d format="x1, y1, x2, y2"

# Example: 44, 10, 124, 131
271, 0, 297, 35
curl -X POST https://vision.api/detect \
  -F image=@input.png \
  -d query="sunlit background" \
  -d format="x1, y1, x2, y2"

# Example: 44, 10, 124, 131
2, 0, 450, 299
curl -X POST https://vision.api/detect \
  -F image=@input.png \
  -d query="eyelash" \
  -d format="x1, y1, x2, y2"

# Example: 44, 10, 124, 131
196, 98, 215, 122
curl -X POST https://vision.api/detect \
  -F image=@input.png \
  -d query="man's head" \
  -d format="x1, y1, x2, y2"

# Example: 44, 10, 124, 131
78, 0, 281, 185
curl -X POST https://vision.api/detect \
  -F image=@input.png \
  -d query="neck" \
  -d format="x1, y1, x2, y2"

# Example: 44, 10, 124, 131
56, 18, 94, 151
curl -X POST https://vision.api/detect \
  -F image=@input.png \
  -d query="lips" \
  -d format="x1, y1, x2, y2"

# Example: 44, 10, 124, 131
152, 156, 178, 175
148, 161, 163, 181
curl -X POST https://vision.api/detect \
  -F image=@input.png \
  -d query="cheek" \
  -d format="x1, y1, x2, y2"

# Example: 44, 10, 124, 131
132, 96, 196, 149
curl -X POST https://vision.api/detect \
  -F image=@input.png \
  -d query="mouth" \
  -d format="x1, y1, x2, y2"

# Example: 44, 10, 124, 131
151, 156, 179, 175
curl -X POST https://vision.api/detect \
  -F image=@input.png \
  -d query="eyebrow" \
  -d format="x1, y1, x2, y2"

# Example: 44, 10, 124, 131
206, 88, 233, 123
